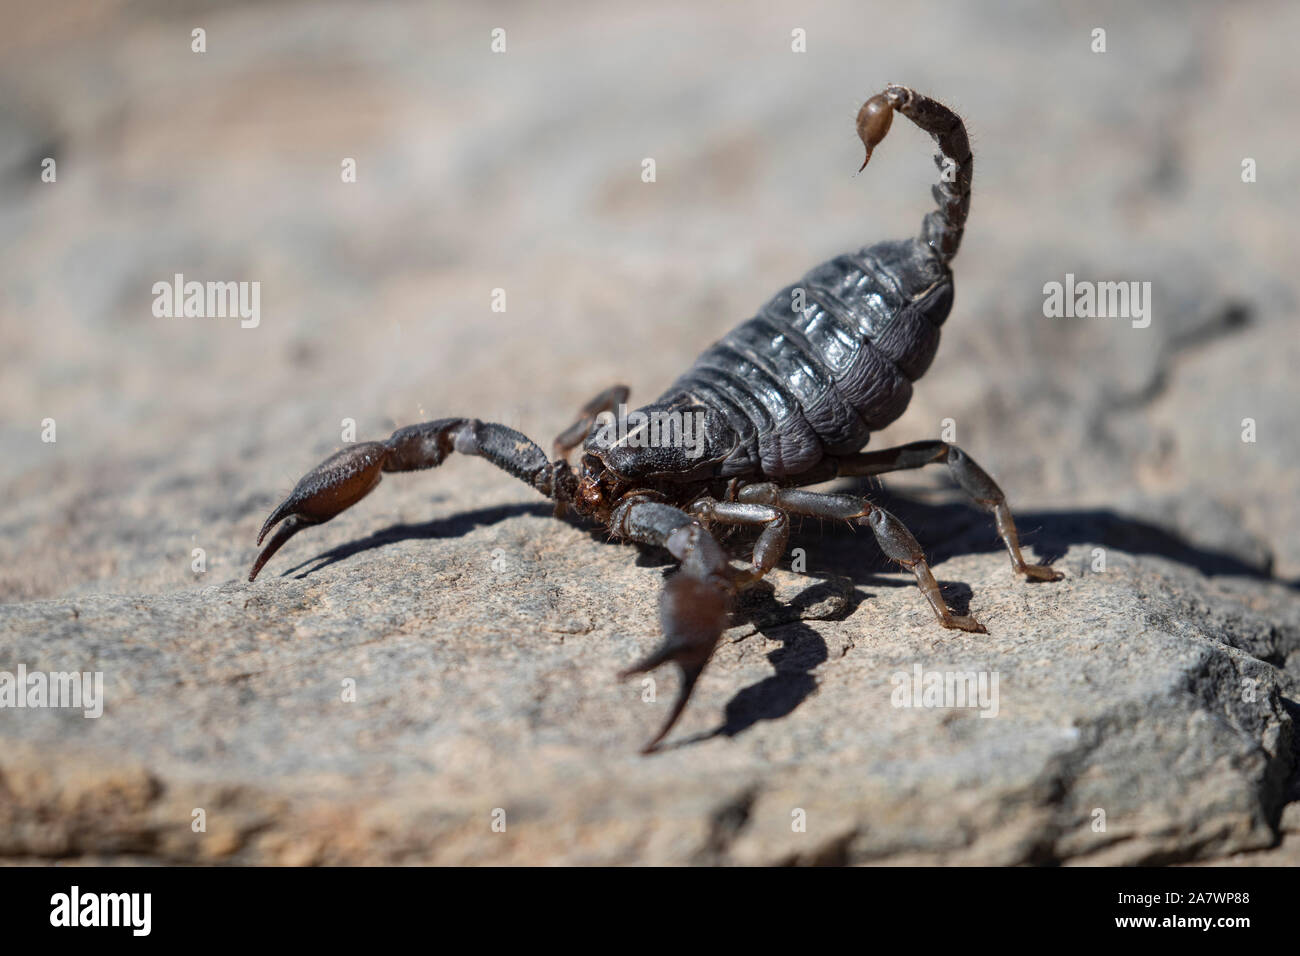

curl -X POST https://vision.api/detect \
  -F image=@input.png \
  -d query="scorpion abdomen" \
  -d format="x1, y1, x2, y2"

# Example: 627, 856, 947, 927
661, 237, 953, 479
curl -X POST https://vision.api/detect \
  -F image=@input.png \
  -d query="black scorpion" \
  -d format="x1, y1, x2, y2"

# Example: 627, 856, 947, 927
248, 85, 1062, 752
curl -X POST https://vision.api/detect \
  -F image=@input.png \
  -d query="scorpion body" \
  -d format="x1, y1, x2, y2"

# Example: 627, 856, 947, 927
249, 85, 1061, 752
660, 237, 952, 478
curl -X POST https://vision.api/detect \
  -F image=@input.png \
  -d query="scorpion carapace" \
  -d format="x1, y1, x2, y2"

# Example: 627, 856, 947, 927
248, 85, 1062, 753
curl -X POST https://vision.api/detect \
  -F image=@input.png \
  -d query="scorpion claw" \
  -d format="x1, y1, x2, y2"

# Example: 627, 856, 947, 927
249, 514, 316, 582
623, 659, 707, 755
248, 442, 390, 582
256, 497, 297, 546
621, 573, 729, 753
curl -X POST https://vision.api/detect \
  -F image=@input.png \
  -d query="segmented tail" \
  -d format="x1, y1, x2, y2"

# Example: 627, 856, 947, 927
857, 85, 973, 265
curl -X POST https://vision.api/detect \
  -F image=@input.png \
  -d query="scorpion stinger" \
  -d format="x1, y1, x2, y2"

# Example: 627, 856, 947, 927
855, 92, 894, 171
857, 86, 974, 264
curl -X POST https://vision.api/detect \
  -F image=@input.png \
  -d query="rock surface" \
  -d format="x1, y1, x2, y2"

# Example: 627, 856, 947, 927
1, 520, 1297, 865
1, 0, 1298, 864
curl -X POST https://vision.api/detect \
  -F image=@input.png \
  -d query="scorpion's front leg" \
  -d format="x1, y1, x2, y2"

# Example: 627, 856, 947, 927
249, 419, 570, 581
737, 484, 986, 633
612, 498, 739, 753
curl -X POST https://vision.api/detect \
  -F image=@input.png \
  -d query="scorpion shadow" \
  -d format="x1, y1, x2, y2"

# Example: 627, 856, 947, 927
279, 501, 551, 579
836, 481, 1287, 588
281, 488, 1283, 589
602, 482, 1290, 746
281, 485, 1292, 745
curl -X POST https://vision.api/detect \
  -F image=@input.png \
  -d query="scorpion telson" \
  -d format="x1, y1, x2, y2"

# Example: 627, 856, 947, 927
249, 85, 1062, 753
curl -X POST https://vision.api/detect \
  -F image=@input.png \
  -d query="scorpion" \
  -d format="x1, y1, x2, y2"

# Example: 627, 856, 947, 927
248, 85, 1062, 753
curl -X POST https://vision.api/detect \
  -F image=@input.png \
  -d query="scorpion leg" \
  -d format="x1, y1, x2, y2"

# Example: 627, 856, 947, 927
737, 483, 986, 633
552, 384, 629, 461
688, 497, 789, 587
833, 442, 1062, 582
612, 498, 737, 753
249, 419, 570, 581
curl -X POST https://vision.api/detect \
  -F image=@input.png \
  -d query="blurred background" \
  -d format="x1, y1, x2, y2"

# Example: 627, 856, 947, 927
1, 0, 1299, 868
1, 0, 1296, 600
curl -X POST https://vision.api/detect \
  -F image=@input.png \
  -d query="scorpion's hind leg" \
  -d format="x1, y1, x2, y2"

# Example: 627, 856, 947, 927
611, 498, 738, 753
249, 419, 570, 582
552, 384, 629, 462
736, 483, 986, 633
833, 442, 1063, 582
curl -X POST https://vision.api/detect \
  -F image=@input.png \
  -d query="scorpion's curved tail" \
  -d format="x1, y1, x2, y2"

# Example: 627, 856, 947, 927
857, 84, 972, 265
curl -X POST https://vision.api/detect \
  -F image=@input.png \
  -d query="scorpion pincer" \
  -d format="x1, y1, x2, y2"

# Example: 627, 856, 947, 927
248, 85, 1062, 753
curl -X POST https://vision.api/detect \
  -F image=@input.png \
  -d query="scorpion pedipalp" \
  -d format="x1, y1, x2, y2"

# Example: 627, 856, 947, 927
248, 419, 567, 581
620, 572, 730, 753
611, 503, 739, 752
250, 442, 391, 581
